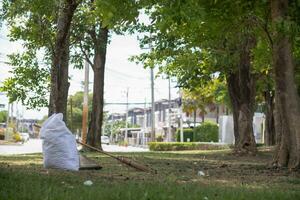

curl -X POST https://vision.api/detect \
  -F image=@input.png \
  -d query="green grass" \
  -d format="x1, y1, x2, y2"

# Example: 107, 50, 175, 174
0, 148, 300, 200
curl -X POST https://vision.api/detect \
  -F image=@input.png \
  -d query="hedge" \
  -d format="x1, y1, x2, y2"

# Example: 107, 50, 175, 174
194, 121, 218, 142
176, 128, 193, 142
176, 122, 219, 142
148, 142, 229, 151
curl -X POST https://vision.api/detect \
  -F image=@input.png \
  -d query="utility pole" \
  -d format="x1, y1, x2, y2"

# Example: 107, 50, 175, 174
140, 33, 156, 142
179, 90, 184, 142
82, 59, 89, 144
143, 98, 147, 145
125, 87, 129, 143
5, 102, 10, 140
150, 67, 155, 142
110, 115, 114, 143
70, 97, 73, 132
168, 78, 172, 142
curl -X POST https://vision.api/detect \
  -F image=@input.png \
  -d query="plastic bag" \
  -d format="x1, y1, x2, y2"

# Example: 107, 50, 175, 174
40, 113, 79, 171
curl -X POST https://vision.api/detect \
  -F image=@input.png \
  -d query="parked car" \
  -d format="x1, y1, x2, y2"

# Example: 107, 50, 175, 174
20, 132, 30, 142
101, 135, 109, 145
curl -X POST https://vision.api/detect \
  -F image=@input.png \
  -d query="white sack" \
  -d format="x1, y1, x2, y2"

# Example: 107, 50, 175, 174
40, 113, 79, 171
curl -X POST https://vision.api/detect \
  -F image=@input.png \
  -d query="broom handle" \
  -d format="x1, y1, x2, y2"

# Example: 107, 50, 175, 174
77, 140, 120, 160
77, 140, 152, 173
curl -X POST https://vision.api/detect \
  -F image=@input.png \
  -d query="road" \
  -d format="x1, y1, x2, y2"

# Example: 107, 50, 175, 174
0, 139, 149, 155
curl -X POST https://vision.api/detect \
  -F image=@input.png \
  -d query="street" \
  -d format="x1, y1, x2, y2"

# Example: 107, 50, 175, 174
0, 139, 149, 155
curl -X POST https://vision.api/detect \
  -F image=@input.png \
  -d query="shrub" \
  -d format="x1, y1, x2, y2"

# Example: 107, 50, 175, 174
176, 128, 194, 142
13, 133, 22, 142
156, 135, 163, 142
148, 142, 228, 151
194, 121, 218, 142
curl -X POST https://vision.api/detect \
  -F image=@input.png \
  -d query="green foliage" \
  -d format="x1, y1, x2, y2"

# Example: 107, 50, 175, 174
0, 111, 7, 123
67, 91, 93, 133
194, 122, 219, 142
176, 128, 193, 142
13, 133, 21, 142
0, 0, 56, 108
70, 0, 139, 69
0, 50, 50, 108
104, 120, 139, 136
148, 142, 228, 151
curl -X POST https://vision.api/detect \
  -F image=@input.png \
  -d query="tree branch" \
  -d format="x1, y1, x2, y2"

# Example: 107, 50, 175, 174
79, 40, 94, 69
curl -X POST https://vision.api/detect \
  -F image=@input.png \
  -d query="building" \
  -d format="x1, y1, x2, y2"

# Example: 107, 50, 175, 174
108, 98, 224, 144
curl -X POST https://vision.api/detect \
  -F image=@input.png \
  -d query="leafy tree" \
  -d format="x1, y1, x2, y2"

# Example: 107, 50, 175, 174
0, 51, 49, 108
49, 0, 80, 119
69, 0, 139, 149
66, 91, 92, 133
1, 0, 80, 120
1, 0, 139, 149
133, 0, 271, 154
0, 111, 7, 123
104, 120, 138, 137
0, 0, 57, 108
271, 0, 300, 168
182, 78, 229, 125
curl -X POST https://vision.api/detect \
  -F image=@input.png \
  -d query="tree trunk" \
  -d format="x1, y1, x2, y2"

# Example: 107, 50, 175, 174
193, 109, 196, 127
87, 27, 109, 149
49, 0, 78, 120
216, 105, 219, 124
264, 90, 276, 146
226, 34, 257, 155
271, 0, 300, 168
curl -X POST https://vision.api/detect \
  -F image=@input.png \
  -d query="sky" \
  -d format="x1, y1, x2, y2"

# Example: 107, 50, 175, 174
0, 26, 179, 120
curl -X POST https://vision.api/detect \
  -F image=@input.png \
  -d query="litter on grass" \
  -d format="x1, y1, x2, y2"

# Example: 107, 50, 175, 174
84, 180, 93, 186
198, 170, 205, 176
40, 113, 79, 171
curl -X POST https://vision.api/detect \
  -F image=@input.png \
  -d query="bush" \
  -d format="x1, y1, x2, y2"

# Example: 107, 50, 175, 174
148, 142, 228, 151
13, 133, 22, 142
156, 135, 163, 142
194, 121, 218, 142
176, 128, 194, 142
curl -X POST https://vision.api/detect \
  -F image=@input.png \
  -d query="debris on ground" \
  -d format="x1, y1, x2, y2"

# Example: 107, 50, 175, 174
83, 180, 93, 186
198, 170, 205, 176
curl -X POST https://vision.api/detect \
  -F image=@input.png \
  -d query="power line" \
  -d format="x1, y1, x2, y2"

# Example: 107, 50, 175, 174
106, 67, 148, 80
105, 102, 151, 105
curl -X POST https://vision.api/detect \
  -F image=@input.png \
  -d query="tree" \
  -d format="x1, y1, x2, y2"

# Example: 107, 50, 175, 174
0, 51, 49, 108
0, 111, 7, 123
49, 0, 80, 120
70, 0, 138, 149
133, 0, 269, 154
67, 91, 93, 133
0, 0, 57, 108
1, 0, 138, 149
271, 0, 300, 168
182, 78, 229, 125
1, 0, 80, 121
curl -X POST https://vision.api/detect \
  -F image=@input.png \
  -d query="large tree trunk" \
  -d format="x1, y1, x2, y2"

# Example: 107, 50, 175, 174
49, 0, 78, 120
271, 0, 300, 168
227, 34, 257, 155
264, 90, 276, 146
87, 27, 108, 149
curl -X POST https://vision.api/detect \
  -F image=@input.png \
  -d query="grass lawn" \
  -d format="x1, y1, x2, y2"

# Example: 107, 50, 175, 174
0, 147, 299, 200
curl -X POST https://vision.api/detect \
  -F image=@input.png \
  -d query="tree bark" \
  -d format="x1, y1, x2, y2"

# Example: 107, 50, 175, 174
49, 0, 78, 120
193, 109, 196, 127
87, 27, 109, 149
271, 0, 300, 168
264, 90, 276, 146
226, 34, 257, 155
